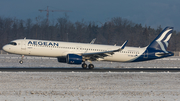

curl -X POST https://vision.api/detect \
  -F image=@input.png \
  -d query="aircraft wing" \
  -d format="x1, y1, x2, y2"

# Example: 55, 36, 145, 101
81, 40, 128, 61
90, 38, 96, 44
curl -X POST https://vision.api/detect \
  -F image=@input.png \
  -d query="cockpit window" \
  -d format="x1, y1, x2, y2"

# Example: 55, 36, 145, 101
9, 42, 17, 46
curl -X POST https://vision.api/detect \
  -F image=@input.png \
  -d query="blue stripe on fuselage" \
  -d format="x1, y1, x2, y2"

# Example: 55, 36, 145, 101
132, 49, 174, 62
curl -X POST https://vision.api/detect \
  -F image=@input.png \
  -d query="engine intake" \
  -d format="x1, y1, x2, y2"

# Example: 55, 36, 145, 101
57, 57, 66, 63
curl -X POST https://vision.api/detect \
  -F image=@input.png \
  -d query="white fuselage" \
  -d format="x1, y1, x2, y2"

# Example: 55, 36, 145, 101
3, 39, 146, 62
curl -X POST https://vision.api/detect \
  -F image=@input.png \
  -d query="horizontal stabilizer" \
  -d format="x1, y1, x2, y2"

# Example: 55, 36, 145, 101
155, 52, 174, 57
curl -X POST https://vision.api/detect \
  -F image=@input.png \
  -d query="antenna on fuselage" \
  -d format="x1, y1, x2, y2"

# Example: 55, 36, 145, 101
24, 37, 26, 40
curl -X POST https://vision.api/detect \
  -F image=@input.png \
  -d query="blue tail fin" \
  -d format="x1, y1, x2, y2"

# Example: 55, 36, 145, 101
147, 27, 173, 53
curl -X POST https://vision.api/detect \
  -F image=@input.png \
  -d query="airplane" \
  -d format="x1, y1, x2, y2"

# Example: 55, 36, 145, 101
2, 27, 174, 69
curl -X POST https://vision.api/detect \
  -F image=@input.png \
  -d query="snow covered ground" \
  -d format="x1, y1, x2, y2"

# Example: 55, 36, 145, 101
0, 54, 180, 101
0, 72, 180, 101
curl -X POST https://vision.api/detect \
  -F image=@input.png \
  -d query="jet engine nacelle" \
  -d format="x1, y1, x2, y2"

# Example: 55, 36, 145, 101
67, 54, 82, 64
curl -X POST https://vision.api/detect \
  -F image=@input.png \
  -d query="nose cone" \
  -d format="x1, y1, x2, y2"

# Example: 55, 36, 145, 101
2, 45, 9, 52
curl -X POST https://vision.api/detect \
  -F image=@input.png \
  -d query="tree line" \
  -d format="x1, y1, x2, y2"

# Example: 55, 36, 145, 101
0, 15, 180, 51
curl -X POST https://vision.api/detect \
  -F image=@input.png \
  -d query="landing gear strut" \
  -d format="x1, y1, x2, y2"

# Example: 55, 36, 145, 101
19, 55, 24, 64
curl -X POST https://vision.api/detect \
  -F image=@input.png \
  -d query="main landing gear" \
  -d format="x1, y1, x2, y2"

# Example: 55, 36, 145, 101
19, 55, 24, 64
82, 62, 94, 69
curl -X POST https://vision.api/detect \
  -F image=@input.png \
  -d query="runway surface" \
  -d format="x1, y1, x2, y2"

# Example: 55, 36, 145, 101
0, 67, 180, 72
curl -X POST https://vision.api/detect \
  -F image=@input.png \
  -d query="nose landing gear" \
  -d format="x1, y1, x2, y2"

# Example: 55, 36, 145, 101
19, 55, 24, 64
19, 60, 23, 64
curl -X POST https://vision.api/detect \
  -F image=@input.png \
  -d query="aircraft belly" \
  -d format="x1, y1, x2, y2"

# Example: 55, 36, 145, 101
104, 53, 136, 62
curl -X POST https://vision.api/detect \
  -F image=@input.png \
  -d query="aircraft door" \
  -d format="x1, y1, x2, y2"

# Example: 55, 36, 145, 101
21, 40, 26, 51
143, 50, 148, 58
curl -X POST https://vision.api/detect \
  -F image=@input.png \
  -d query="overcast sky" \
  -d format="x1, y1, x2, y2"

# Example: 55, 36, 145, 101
0, 0, 180, 30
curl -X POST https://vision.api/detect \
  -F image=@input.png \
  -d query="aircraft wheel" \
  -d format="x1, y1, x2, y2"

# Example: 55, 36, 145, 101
19, 60, 23, 64
88, 64, 94, 69
82, 63, 87, 69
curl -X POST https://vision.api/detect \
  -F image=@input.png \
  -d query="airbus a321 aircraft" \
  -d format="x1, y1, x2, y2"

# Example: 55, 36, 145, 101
3, 27, 174, 69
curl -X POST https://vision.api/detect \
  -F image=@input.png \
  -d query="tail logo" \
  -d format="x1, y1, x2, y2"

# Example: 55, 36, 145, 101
156, 29, 172, 53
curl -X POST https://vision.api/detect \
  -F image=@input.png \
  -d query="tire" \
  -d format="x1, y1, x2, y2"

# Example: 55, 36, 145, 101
19, 60, 23, 64
88, 64, 94, 69
82, 63, 87, 69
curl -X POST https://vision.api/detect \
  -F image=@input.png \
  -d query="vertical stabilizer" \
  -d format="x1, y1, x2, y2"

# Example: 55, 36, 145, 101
147, 27, 173, 53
